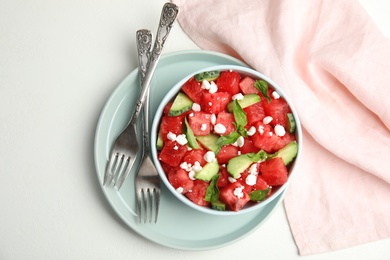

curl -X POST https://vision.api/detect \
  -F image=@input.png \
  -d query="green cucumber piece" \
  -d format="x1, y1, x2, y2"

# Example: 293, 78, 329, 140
227, 154, 254, 179
184, 117, 200, 149
287, 113, 296, 134
156, 131, 163, 150
168, 92, 193, 116
227, 94, 261, 112
194, 70, 220, 82
196, 133, 220, 154
211, 200, 226, 211
195, 160, 219, 181
272, 141, 298, 165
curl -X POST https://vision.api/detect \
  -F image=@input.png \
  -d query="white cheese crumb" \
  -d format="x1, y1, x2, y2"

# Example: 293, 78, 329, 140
258, 125, 264, 135
236, 136, 245, 148
188, 170, 196, 180
176, 187, 184, 193
201, 123, 207, 131
189, 112, 194, 117
167, 132, 177, 141
201, 80, 211, 90
274, 124, 286, 137
214, 123, 227, 134
228, 177, 237, 183
192, 161, 203, 172
174, 145, 179, 150
209, 81, 218, 93
263, 116, 273, 124
269, 132, 273, 136
249, 164, 258, 175
272, 91, 280, 99
210, 114, 216, 125
208, 102, 212, 106
233, 186, 245, 198
247, 126, 256, 136
232, 93, 244, 100
180, 162, 191, 171
176, 134, 188, 145
192, 103, 201, 112
204, 151, 216, 163
246, 174, 257, 186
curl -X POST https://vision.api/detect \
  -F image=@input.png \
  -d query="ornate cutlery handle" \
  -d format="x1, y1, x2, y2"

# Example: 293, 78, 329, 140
129, 3, 179, 126
136, 29, 152, 153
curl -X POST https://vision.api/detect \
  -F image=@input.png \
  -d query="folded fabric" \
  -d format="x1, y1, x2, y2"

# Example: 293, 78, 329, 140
172, 0, 390, 255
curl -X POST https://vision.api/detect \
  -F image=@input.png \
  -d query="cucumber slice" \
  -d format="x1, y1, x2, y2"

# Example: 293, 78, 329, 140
272, 141, 298, 165
156, 130, 163, 150
211, 200, 226, 211
194, 70, 220, 82
227, 154, 254, 179
184, 118, 200, 149
168, 92, 193, 116
227, 94, 261, 112
287, 113, 296, 134
195, 160, 219, 181
196, 133, 220, 154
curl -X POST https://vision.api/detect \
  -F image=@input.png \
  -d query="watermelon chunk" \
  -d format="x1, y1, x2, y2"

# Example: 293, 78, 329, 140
200, 92, 230, 114
185, 180, 210, 207
219, 182, 250, 211
214, 111, 235, 136
181, 76, 204, 103
158, 140, 188, 167
239, 76, 260, 95
216, 70, 241, 95
168, 168, 194, 194
258, 157, 288, 186
187, 112, 211, 136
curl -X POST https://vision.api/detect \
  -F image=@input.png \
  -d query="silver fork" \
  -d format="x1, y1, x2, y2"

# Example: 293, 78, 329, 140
103, 2, 179, 190
134, 29, 160, 224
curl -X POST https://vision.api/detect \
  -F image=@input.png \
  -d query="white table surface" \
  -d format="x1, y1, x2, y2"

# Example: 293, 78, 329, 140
1, 0, 389, 259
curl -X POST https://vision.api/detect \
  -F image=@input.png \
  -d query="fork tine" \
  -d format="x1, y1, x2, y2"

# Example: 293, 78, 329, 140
103, 153, 118, 186
116, 156, 136, 190
113, 156, 129, 188
153, 188, 160, 223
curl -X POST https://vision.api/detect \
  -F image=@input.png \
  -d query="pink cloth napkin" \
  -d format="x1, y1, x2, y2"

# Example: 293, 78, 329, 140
172, 0, 390, 255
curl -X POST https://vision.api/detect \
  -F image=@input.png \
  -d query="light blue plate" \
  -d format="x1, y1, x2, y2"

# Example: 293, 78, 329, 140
94, 50, 286, 250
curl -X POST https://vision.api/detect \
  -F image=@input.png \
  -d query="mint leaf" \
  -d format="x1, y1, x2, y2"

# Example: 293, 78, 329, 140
216, 131, 240, 147
232, 100, 247, 127
184, 117, 200, 149
254, 80, 271, 103
204, 174, 220, 203
247, 150, 268, 162
249, 187, 270, 201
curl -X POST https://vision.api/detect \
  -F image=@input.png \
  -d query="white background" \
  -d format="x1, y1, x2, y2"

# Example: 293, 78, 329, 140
1, 0, 389, 259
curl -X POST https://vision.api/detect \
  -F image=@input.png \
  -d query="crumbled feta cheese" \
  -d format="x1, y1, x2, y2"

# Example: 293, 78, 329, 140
263, 116, 273, 124
174, 145, 178, 150
192, 161, 203, 172
201, 80, 211, 90
247, 126, 256, 136
209, 81, 218, 93
236, 136, 245, 148
210, 114, 216, 125
180, 162, 191, 171
232, 93, 244, 100
201, 123, 207, 131
228, 177, 237, 183
176, 187, 184, 193
246, 174, 257, 186
192, 103, 201, 112
269, 132, 273, 136
189, 112, 194, 117
214, 123, 226, 134
167, 132, 177, 141
176, 134, 188, 145
188, 170, 196, 180
233, 186, 245, 198
272, 91, 280, 99
204, 151, 216, 163
208, 102, 212, 106
274, 124, 286, 137
258, 125, 264, 135
249, 164, 258, 175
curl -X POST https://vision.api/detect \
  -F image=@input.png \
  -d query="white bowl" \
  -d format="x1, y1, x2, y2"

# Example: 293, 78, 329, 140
151, 65, 302, 216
